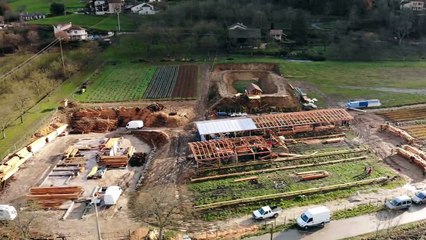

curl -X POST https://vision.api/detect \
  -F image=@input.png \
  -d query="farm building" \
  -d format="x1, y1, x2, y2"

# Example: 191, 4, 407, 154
246, 83, 263, 95
188, 136, 272, 169
194, 108, 353, 140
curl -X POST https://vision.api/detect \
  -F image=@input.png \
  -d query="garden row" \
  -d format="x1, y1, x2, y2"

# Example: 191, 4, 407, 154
380, 107, 426, 122
78, 64, 198, 102
143, 65, 198, 99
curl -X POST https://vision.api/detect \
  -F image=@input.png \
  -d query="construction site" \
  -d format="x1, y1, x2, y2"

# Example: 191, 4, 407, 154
2, 62, 426, 240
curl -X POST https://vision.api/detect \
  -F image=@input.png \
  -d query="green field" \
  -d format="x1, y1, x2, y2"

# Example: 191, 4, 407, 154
218, 57, 426, 107
77, 63, 157, 102
32, 14, 139, 32
7, 0, 83, 13
190, 154, 398, 221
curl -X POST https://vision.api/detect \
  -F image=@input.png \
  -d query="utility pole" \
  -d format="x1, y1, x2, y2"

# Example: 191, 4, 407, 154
94, 200, 102, 240
117, 11, 121, 32
58, 38, 67, 79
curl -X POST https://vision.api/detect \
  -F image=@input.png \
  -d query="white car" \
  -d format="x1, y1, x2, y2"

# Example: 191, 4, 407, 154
386, 195, 412, 210
412, 191, 426, 204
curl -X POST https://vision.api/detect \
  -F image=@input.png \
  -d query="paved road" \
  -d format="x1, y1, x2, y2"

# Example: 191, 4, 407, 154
246, 204, 426, 240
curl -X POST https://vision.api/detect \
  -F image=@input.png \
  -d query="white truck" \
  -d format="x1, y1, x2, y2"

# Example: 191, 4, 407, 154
297, 206, 331, 229
103, 186, 123, 206
252, 206, 282, 220
0, 205, 17, 221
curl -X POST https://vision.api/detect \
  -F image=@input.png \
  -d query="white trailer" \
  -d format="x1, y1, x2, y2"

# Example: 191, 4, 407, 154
103, 186, 123, 206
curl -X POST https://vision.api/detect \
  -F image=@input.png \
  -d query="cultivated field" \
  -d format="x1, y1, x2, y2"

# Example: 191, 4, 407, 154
143, 66, 179, 99
403, 125, 426, 140
8, 0, 83, 13
380, 107, 426, 122
189, 147, 397, 221
78, 63, 156, 102
172, 65, 198, 98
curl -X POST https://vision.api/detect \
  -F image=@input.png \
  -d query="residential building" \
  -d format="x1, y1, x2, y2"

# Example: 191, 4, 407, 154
131, 3, 156, 15
19, 13, 46, 21
228, 22, 261, 47
269, 29, 286, 41
91, 0, 124, 15
400, 0, 424, 11
53, 22, 88, 41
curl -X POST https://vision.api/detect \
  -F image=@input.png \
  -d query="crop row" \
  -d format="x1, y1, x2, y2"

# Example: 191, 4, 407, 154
380, 108, 426, 122
404, 124, 426, 139
143, 66, 179, 99
172, 65, 198, 98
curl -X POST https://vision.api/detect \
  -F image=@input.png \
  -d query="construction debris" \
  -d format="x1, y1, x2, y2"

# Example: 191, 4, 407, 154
27, 186, 84, 208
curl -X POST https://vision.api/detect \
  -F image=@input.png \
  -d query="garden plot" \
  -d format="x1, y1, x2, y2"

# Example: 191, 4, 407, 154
380, 107, 426, 122
188, 147, 397, 221
403, 124, 426, 140
78, 63, 157, 102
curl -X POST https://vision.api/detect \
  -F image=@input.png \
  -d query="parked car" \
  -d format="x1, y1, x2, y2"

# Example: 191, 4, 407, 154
252, 206, 282, 220
0, 205, 17, 221
296, 206, 331, 229
412, 191, 426, 204
386, 195, 412, 210
126, 120, 144, 130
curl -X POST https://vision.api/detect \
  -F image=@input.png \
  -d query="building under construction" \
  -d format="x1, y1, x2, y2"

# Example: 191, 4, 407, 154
188, 136, 273, 169
194, 108, 353, 141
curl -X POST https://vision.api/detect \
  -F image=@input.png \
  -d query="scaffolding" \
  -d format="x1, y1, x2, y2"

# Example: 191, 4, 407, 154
188, 136, 272, 169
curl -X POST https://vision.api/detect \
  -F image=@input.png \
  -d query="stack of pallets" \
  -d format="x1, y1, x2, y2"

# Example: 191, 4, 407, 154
99, 155, 128, 168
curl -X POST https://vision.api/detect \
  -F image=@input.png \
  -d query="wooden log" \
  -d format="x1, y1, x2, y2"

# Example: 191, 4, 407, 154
191, 156, 367, 183
194, 177, 388, 211
233, 176, 258, 183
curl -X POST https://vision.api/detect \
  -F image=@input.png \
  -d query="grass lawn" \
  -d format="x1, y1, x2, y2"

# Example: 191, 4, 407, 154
218, 57, 426, 107
233, 80, 257, 93
0, 54, 102, 160
32, 14, 139, 32
77, 62, 157, 102
7, 0, 83, 13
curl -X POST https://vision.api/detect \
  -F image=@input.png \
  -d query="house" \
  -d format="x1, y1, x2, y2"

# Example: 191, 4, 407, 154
148, 0, 162, 2
91, 0, 124, 15
269, 29, 286, 41
246, 83, 263, 95
228, 22, 261, 47
19, 13, 46, 21
131, 3, 156, 15
400, 0, 424, 11
53, 22, 88, 41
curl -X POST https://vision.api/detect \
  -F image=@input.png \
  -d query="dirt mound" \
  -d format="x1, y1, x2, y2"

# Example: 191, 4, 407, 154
132, 131, 169, 148
71, 106, 190, 133
214, 63, 280, 73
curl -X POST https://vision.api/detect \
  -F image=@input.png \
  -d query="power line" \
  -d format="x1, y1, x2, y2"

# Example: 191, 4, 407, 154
0, 38, 60, 82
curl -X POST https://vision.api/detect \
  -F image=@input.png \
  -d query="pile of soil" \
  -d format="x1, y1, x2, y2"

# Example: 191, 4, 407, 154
71, 106, 189, 133
133, 131, 169, 148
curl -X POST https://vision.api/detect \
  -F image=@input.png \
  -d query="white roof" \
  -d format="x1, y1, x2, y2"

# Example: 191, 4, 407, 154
306, 206, 330, 215
195, 118, 258, 135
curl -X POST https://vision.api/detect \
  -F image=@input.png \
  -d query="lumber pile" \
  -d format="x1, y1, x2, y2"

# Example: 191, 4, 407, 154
381, 124, 415, 143
402, 145, 426, 160
99, 155, 128, 168
396, 147, 426, 173
27, 186, 84, 208
295, 170, 329, 181
64, 146, 80, 159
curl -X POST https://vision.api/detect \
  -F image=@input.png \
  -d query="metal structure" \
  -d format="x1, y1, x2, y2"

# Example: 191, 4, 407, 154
189, 136, 272, 169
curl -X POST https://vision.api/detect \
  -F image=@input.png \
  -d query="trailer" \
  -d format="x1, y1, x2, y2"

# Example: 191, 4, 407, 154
346, 99, 381, 109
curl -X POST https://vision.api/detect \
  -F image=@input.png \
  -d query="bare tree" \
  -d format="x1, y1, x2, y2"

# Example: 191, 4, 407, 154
15, 90, 31, 124
0, 106, 12, 139
129, 185, 192, 240
391, 9, 414, 45
26, 30, 40, 46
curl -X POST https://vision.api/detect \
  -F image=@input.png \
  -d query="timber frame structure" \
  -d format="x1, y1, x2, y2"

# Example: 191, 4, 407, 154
252, 108, 353, 135
189, 136, 272, 169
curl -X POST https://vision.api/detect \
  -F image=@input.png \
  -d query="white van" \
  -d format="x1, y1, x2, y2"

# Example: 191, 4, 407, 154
104, 186, 123, 206
297, 206, 331, 229
0, 205, 17, 221
126, 120, 144, 130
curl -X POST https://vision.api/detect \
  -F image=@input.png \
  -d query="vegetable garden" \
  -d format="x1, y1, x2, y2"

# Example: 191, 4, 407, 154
189, 147, 399, 221
403, 124, 426, 140
380, 107, 426, 122
78, 64, 198, 102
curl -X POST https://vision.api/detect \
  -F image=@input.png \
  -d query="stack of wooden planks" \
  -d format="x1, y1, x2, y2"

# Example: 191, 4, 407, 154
64, 146, 80, 159
99, 155, 128, 168
295, 170, 329, 181
27, 186, 84, 208
397, 146, 426, 173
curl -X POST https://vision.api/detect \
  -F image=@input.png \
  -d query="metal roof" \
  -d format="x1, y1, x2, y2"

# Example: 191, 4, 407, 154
195, 118, 258, 135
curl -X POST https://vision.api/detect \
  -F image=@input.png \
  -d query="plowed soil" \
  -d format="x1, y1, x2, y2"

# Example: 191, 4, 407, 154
172, 65, 198, 98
